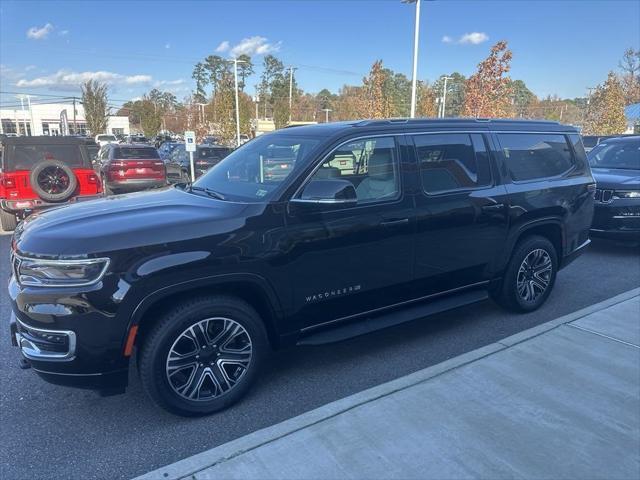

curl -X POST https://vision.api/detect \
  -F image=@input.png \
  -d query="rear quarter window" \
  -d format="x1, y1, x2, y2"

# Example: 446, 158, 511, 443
497, 133, 575, 182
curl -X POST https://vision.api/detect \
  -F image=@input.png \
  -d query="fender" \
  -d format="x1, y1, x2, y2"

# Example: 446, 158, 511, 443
125, 272, 285, 337
498, 216, 565, 271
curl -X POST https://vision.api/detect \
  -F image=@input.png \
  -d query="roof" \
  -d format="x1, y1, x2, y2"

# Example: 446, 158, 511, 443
1, 135, 88, 146
595, 135, 639, 144
273, 118, 577, 137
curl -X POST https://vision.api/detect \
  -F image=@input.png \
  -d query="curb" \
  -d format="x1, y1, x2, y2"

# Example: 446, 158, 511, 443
135, 287, 640, 480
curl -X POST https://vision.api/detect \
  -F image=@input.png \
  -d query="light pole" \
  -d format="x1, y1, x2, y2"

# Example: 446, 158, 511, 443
17, 95, 28, 135
439, 76, 452, 118
403, 0, 421, 118
233, 58, 242, 147
322, 108, 332, 123
288, 66, 297, 124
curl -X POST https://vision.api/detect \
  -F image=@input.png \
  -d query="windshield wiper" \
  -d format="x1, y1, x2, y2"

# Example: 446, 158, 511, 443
189, 185, 227, 200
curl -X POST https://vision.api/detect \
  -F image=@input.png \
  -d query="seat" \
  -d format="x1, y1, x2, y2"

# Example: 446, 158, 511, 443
356, 152, 397, 201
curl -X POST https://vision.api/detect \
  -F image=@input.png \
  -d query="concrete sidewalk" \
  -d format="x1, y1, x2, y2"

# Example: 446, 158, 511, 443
138, 289, 640, 480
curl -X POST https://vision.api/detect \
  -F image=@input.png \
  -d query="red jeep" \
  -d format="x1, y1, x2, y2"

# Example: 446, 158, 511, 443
0, 136, 103, 231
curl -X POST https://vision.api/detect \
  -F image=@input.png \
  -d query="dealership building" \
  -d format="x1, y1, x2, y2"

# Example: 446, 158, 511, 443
0, 102, 130, 137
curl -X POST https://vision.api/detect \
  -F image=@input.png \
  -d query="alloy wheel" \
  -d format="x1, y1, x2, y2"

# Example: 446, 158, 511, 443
516, 248, 552, 303
37, 165, 71, 194
166, 317, 252, 401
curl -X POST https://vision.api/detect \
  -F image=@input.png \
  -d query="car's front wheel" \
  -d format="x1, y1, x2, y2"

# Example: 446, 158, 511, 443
138, 295, 268, 416
492, 235, 557, 312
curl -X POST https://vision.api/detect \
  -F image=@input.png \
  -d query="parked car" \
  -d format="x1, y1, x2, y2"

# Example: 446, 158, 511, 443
587, 135, 640, 241
8, 119, 594, 415
157, 141, 181, 161
124, 134, 150, 144
95, 134, 118, 148
0, 136, 102, 231
165, 144, 232, 182
154, 135, 173, 149
95, 143, 166, 194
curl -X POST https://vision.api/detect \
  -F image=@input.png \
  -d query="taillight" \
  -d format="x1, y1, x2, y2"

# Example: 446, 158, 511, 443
1, 175, 17, 188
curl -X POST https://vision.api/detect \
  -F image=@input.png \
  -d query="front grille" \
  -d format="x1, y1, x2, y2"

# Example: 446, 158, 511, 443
594, 188, 614, 203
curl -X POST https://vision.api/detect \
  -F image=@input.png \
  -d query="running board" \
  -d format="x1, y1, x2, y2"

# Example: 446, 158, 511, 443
297, 288, 489, 346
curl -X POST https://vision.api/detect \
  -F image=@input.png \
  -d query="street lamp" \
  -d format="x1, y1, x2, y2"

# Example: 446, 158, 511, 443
322, 108, 332, 123
439, 76, 453, 118
403, 0, 421, 118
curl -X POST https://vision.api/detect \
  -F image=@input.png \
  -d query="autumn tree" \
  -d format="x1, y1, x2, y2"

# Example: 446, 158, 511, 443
360, 60, 392, 118
333, 85, 366, 120
81, 80, 109, 135
583, 72, 627, 135
463, 41, 513, 118
416, 82, 437, 117
619, 47, 640, 105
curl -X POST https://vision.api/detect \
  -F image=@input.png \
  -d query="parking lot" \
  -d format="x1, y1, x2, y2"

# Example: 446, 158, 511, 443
0, 231, 637, 480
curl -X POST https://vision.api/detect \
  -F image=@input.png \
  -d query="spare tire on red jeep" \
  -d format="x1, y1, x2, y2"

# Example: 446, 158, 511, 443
30, 160, 78, 203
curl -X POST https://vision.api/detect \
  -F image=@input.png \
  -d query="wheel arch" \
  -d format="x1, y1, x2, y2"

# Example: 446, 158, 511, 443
129, 274, 285, 353
501, 217, 565, 272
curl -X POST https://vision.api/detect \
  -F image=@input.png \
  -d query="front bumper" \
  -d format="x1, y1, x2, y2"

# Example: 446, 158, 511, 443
8, 274, 131, 394
591, 202, 640, 241
1, 194, 104, 215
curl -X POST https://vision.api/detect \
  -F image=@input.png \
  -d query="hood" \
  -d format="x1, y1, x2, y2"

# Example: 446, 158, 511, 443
591, 168, 640, 190
15, 187, 250, 256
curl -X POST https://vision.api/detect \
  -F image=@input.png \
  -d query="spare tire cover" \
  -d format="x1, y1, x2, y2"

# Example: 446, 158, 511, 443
29, 160, 78, 202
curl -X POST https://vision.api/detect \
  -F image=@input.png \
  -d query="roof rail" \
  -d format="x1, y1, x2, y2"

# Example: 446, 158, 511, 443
354, 118, 562, 127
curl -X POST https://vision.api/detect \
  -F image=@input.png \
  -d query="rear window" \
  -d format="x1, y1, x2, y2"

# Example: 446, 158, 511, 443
497, 133, 575, 181
97, 135, 116, 141
6, 144, 85, 170
197, 147, 231, 161
113, 147, 159, 159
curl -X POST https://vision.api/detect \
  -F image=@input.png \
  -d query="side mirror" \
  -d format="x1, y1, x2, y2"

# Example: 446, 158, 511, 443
294, 179, 357, 205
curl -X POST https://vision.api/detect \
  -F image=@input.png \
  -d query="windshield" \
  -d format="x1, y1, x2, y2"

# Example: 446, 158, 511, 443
588, 139, 640, 170
114, 147, 160, 159
192, 134, 321, 202
197, 146, 231, 161
6, 144, 86, 169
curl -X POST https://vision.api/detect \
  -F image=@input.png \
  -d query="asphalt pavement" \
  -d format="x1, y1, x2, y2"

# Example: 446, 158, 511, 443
0, 232, 639, 480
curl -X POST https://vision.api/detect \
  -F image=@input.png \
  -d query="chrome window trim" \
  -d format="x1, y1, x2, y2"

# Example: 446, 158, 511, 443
15, 317, 76, 361
13, 253, 110, 288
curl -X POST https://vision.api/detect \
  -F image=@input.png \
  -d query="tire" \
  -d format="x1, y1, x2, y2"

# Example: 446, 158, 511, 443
491, 235, 558, 313
30, 160, 78, 202
138, 295, 269, 416
0, 210, 17, 232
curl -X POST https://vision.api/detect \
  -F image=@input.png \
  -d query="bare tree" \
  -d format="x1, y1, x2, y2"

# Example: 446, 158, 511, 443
81, 80, 109, 135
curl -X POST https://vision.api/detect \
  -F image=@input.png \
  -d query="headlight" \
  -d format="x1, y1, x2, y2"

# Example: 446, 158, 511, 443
614, 191, 640, 199
16, 256, 110, 287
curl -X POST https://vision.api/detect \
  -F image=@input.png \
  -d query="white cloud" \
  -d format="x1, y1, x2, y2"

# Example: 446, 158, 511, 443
16, 69, 152, 90
215, 41, 230, 53
442, 32, 489, 45
154, 79, 186, 87
27, 23, 54, 40
459, 32, 489, 45
59, 30, 69, 36
229, 36, 281, 57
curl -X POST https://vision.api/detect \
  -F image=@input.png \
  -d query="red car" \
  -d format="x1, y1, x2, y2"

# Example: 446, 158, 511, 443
95, 143, 167, 195
0, 136, 103, 231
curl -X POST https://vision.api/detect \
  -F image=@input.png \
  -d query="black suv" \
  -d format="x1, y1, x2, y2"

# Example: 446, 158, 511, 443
588, 135, 640, 241
8, 119, 594, 416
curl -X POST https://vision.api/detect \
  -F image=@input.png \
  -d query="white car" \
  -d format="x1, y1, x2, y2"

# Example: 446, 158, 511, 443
95, 134, 117, 148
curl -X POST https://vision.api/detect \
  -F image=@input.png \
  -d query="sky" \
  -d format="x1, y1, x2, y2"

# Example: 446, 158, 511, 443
0, 0, 638, 110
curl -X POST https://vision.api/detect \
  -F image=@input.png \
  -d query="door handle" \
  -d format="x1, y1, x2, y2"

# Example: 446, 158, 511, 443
481, 204, 505, 213
381, 218, 409, 227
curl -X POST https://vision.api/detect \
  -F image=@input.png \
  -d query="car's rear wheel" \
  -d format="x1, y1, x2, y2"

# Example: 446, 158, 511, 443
138, 295, 269, 416
0, 210, 17, 232
491, 235, 557, 312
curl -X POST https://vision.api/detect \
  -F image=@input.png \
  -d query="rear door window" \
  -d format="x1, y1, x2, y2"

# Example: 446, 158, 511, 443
414, 133, 492, 194
7, 144, 85, 170
497, 133, 575, 181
